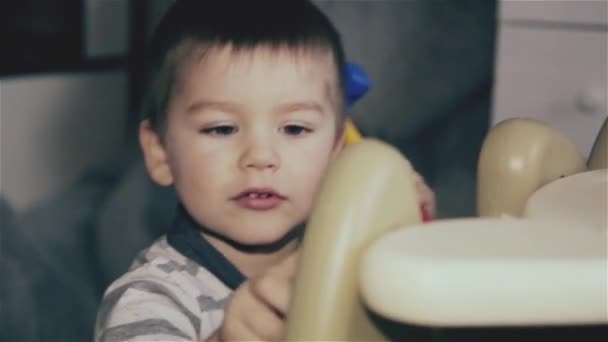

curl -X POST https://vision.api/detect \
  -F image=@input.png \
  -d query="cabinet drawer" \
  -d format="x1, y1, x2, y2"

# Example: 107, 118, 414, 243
492, 25, 607, 157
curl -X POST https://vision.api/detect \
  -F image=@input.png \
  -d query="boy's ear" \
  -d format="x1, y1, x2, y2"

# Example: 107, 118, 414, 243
139, 120, 174, 186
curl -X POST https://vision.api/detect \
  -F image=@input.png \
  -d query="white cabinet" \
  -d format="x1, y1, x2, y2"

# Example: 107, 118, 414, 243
492, 0, 607, 157
500, 0, 608, 25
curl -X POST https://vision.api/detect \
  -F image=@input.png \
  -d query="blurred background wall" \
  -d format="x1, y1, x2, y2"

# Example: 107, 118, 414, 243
1, 0, 132, 213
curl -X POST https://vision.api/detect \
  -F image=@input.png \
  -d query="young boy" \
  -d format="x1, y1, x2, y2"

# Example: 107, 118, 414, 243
95, 1, 435, 341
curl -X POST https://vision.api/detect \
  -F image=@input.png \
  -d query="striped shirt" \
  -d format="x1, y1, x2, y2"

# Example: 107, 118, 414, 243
95, 206, 245, 342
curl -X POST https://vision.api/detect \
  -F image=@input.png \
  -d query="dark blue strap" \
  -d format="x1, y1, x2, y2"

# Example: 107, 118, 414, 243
167, 205, 245, 290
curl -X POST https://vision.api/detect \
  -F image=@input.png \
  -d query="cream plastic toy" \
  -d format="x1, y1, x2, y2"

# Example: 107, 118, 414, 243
589, 117, 608, 171
478, 117, 607, 218
361, 217, 606, 328
478, 117, 607, 229
285, 117, 607, 340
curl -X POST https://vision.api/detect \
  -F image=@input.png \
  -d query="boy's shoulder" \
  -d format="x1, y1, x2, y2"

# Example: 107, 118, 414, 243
106, 236, 232, 303
129, 235, 187, 270
96, 236, 232, 341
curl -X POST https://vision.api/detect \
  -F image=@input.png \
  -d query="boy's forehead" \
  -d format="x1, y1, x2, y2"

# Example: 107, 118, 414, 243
175, 44, 341, 105
183, 45, 335, 80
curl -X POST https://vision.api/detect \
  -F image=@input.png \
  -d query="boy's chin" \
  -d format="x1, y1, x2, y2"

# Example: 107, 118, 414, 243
210, 224, 305, 254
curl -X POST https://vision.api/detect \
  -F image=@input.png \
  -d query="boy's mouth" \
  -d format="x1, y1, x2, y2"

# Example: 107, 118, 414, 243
232, 188, 286, 210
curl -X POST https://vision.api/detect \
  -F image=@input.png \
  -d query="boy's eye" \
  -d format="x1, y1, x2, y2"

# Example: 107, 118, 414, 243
200, 125, 238, 135
282, 125, 312, 136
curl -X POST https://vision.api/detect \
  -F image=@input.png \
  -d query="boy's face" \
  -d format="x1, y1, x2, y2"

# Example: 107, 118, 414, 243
141, 45, 344, 246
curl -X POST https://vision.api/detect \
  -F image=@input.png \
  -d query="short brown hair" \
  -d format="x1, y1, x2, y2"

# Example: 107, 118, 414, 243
140, 0, 346, 131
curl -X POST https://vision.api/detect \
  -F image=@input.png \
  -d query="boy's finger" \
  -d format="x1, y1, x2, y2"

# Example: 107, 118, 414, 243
243, 299, 285, 341
251, 271, 292, 317
252, 251, 299, 315
227, 318, 264, 342
222, 281, 283, 341
274, 251, 299, 280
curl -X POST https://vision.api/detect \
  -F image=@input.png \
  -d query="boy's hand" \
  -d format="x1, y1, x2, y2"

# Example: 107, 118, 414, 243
413, 170, 436, 219
212, 253, 298, 342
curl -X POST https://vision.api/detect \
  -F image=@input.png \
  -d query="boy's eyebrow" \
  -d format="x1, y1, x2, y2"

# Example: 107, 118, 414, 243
185, 100, 326, 115
275, 101, 325, 115
186, 100, 241, 114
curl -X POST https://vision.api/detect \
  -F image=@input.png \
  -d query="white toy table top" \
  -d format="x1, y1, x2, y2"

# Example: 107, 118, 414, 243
525, 169, 607, 231
360, 218, 607, 327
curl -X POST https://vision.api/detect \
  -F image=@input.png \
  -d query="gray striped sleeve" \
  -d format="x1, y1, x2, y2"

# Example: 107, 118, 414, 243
96, 280, 201, 341
198, 295, 228, 312
99, 318, 191, 342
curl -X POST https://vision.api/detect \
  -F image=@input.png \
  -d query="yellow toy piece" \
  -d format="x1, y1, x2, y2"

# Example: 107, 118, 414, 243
344, 118, 363, 145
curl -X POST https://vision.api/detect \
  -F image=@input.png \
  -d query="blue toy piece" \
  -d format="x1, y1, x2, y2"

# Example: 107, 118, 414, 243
345, 63, 371, 109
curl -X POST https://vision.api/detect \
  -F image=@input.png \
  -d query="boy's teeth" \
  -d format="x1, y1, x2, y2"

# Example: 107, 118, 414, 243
247, 193, 271, 198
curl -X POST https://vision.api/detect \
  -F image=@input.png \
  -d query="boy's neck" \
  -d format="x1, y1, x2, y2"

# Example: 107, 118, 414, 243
202, 232, 299, 278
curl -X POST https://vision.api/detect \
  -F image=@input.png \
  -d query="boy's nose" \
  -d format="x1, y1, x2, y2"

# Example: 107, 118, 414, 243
238, 142, 281, 172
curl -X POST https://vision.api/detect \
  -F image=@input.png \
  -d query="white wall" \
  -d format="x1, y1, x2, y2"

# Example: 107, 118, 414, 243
0, 71, 128, 212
